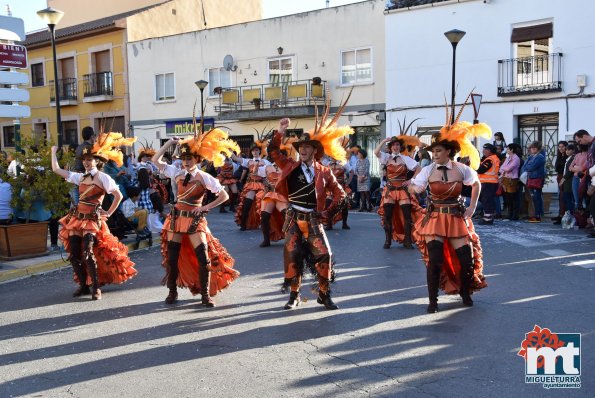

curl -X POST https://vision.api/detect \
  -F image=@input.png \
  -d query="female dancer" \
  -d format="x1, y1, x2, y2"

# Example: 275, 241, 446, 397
232, 140, 271, 230
217, 155, 239, 213
325, 153, 352, 230
258, 161, 287, 247
51, 133, 137, 300
153, 130, 240, 307
375, 133, 423, 249
408, 104, 489, 313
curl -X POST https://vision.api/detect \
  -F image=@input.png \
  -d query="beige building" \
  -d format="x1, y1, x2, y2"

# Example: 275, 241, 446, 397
128, 0, 386, 175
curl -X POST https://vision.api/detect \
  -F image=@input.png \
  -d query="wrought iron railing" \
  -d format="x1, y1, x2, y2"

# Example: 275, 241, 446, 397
49, 78, 77, 101
83, 72, 113, 97
497, 53, 563, 96
216, 79, 328, 113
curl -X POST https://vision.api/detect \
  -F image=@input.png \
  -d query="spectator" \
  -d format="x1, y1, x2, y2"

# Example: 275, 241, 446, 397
572, 130, 595, 233
349, 144, 361, 208
553, 141, 569, 224
568, 144, 589, 209
417, 147, 431, 168
355, 148, 371, 212
559, 144, 577, 216
0, 176, 11, 225
104, 159, 131, 200
493, 132, 506, 148
500, 143, 521, 220
521, 141, 546, 222
477, 143, 500, 225
121, 186, 150, 238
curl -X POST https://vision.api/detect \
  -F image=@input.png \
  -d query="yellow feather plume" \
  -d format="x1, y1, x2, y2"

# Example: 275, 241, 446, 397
179, 128, 240, 167
439, 121, 492, 170
395, 135, 422, 157
309, 124, 354, 162
91, 132, 137, 167
280, 135, 299, 160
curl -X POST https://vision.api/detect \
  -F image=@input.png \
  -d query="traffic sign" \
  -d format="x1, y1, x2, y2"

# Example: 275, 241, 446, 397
0, 87, 29, 102
0, 70, 28, 85
0, 104, 30, 118
0, 44, 27, 68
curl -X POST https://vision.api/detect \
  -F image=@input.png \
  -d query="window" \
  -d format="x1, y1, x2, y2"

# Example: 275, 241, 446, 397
2, 126, 15, 148
31, 63, 44, 87
33, 123, 47, 143
341, 48, 372, 85
155, 73, 175, 101
208, 68, 231, 96
63, 121, 79, 147
268, 57, 293, 85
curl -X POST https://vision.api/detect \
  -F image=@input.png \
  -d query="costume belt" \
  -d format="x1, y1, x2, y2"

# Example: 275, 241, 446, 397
422, 199, 465, 226
431, 205, 462, 215
287, 207, 318, 221
171, 207, 206, 234
248, 175, 264, 182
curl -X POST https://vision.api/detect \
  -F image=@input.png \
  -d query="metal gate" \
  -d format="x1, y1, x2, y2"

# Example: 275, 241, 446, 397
517, 113, 558, 169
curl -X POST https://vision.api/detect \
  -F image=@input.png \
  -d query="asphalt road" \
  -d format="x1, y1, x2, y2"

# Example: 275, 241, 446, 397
1, 212, 594, 397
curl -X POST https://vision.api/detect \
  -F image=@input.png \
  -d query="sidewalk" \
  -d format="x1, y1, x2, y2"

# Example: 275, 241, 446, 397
0, 234, 160, 283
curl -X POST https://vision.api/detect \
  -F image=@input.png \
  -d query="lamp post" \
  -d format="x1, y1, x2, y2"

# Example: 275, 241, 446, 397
471, 92, 483, 125
444, 29, 466, 124
37, 7, 65, 147
194, 80, 208, 133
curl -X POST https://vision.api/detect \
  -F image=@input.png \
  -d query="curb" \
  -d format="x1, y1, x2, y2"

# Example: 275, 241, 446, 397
0, 237, 161, 284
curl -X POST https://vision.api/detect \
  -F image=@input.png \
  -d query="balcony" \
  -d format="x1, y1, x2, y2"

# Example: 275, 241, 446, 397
497, 53, 563, 96
83, 72, 114, 102
49, 78, 78, 106
215, 79, 328, 120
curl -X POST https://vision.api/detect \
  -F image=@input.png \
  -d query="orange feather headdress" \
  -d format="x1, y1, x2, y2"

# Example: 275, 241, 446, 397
292, 88, 354, 161
137, 139, 156, 160
82, 132, 136, 167
178, 102, 239, 167
429, 92, 492, 170
387, 116, 422, 157
250, 126, 272, 157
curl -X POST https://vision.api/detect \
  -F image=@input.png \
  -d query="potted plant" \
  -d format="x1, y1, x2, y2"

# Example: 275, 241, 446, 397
0, 138, 73, 260
252, 97, 262, 110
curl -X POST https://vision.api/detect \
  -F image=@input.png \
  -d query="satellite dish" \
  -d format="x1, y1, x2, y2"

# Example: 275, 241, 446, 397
223, 54, 236, 71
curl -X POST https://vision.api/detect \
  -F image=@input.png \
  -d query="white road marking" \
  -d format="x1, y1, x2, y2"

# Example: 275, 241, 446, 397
565, 259, 595, 269
541, 249, 572, 256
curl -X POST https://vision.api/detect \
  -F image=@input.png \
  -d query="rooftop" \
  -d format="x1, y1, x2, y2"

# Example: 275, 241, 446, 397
385, 0, 451, 10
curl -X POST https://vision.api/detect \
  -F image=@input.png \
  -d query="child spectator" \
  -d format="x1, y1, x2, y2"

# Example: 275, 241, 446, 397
121, 186, 150, 238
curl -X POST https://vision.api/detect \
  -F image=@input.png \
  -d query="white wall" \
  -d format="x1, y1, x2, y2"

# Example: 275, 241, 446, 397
128, 0, 386, 149
385, 0, 595, 142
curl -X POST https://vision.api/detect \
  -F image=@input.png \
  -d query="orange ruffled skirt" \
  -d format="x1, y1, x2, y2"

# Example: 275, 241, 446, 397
260, 192, 287, 242
59, 215, 137, 286
161, 215, 239, 296
415, 211, 487, 295
235, 181, 265, 229
377, 186, 423, 244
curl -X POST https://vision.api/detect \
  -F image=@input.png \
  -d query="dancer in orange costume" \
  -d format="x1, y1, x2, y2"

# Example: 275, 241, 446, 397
374, 128, 423, 249
51, 133, 137, 300
217, 155, 238, 213
231, 139, 270, 230
324, 154, 352, 230
408, 96, 490, 313
269, 100, 352, 310
153, 129, 240, 307
258, 161, 288, 247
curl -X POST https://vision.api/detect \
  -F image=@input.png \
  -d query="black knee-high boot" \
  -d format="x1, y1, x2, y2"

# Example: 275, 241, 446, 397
260, 211, 271, 247
82, 234, 101, 300
240, 197, 253, 231
383, 203, 395, 249
195, 243, 215, 307
426, 240, 444, 313
455, 245, 474, 307
165, 241, 182, 304
341, 203, 350, 229
229, 192, 237, 212
400, 204, 414, 249
69, 235, 89, 297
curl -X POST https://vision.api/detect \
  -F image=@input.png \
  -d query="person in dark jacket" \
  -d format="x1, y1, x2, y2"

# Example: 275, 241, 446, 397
559, 144, 576, 215
521, 141, 547, 222
553, 141, 568, 224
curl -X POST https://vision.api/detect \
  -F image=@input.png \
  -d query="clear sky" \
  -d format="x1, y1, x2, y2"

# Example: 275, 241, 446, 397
5, 0, 364, 34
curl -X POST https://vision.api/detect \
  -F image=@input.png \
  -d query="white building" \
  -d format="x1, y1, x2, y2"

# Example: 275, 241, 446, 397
385, 0, 595, 169
128, 0, 386, 176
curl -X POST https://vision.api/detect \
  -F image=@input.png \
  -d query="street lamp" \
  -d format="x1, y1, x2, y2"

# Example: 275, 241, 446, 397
194, 80, 208, 134
471, 92, 483, 124
37, 7, 65, 147
444, 29, 466, 124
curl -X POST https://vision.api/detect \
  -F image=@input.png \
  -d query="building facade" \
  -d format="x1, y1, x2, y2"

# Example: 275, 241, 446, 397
1, 0, 261, 151
385, 0, 595, 175
128, 0, 386, 175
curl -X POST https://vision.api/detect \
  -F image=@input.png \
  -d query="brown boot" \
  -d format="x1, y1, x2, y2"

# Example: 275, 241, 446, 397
383, 203, 395, 249
69, 235, 90, 297
196, 243, 215, 307
455, 245, 474, 307
401, 204, 414, 249
259, 211, 271, 247
426, 240, 443, 313
83, 234, 101, 300
164, 241, 181, 304
317, 291, 339, 310
284, 291, 301, 309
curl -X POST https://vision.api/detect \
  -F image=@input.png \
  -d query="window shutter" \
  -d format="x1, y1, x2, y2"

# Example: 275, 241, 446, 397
511, 23, 553, 43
